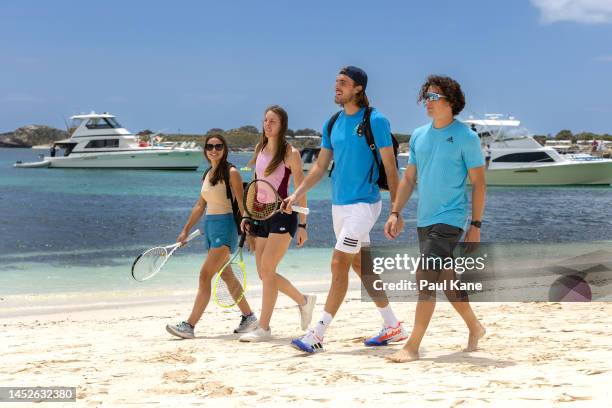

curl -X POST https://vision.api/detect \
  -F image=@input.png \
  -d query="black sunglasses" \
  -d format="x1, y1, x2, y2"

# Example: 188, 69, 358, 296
205, 143, 224, 151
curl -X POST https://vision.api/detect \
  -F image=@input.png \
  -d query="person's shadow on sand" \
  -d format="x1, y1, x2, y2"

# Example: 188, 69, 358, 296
327, 348, 516, 368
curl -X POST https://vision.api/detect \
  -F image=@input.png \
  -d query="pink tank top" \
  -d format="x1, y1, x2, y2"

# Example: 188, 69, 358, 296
255, 148, 291, 198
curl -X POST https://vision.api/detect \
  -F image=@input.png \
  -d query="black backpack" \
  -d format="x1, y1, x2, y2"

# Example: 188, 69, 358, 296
202, 163, 245, 233
326, 106, 399, 191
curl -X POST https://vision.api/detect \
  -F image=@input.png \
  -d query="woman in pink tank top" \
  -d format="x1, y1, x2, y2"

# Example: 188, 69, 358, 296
238, 105, 317, 342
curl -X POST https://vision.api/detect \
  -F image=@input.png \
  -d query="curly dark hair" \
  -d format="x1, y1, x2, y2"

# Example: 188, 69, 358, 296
417, 75, 465, 116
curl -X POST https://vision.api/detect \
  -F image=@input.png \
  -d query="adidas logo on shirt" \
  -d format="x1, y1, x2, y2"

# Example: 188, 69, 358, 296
446, 136, 454, 143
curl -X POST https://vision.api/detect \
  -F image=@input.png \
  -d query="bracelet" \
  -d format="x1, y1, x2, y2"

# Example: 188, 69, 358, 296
298, 223, 307, 229
390, 211, 400, 218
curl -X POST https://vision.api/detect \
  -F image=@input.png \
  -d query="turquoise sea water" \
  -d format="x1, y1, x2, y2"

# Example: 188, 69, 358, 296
1, 148, 610, 298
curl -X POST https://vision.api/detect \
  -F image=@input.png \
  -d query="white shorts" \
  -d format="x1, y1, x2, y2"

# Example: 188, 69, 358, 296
332, 201, 382, 254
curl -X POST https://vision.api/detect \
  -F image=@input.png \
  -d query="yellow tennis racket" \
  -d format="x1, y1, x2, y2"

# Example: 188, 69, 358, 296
212, 232, 248, 308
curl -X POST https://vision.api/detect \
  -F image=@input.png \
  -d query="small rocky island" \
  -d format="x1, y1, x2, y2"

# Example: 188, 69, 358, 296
0, 125, 68, 148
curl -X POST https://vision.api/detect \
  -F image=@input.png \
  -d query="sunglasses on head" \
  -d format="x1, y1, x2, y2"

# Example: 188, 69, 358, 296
205, 143, 224, 151
424, 92, 446, 103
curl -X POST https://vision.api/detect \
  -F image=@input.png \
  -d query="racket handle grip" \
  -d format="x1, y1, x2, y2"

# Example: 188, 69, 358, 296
291, 205, 310, 215
185, 229, 202, 242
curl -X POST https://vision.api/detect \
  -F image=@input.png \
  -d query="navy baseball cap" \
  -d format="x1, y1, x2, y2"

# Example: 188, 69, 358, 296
339, 66, 368, 90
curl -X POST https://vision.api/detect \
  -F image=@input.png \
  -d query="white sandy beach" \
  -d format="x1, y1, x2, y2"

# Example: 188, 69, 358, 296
1, 289, 611, 407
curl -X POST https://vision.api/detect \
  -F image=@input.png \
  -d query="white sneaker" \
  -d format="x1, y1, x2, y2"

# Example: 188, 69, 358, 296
298, 294, 317, 330
291, 329, 324, 354
239, 326, 272, 342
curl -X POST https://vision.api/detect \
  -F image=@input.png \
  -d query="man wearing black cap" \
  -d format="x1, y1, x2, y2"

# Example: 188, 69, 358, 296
283, 66, 406, 353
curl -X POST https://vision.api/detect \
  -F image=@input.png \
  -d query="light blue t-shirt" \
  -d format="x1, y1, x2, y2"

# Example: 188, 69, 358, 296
321, 108, 392, 205
408, 120, 484, 229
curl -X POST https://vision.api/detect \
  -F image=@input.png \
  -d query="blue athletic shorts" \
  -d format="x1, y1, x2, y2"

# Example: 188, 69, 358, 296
203, 213, 238, 253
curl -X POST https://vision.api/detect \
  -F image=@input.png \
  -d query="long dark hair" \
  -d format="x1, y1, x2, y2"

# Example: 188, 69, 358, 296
204, 133, 230, 186
252, 105, 289, 176
355, 90, 369, 108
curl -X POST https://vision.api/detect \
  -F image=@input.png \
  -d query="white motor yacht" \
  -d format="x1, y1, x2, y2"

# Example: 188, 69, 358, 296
464, 114, 612, 186
14, 112, 203, 170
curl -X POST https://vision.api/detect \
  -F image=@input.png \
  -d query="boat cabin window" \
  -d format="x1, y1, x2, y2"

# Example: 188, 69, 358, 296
52, 143, 77, 157
85, 139, 120, 148
86, 117, 120, 129
492, 152, 555, 163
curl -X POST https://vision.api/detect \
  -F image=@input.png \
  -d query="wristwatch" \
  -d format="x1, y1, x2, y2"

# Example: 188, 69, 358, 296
470, 220, 482, 228
298, 223, 307, 229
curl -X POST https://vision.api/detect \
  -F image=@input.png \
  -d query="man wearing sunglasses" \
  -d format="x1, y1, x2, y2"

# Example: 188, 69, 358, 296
383, 75, 487, 362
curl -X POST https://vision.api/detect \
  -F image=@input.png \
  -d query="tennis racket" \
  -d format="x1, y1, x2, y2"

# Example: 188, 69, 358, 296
212, 232, 248, 308
131, 229, 202, 282
243, 179, 309, 221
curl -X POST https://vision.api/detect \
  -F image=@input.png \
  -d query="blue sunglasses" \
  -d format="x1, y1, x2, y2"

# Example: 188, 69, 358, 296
424, 92, 446, 103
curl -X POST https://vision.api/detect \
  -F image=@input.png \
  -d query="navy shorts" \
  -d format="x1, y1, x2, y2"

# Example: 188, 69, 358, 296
251, 211, 298, 238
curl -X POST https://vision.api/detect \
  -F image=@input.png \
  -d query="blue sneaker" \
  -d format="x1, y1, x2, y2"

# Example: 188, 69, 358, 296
291, 330, 324, 354
364, 322, 408, 347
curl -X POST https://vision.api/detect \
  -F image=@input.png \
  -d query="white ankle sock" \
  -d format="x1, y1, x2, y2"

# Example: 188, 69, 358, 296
313, 311, 333, 339
378, 305, 399, 327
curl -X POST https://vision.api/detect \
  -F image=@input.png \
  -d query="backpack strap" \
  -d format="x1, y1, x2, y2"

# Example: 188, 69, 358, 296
326, 111, 342, 140
362, 107, 382, 183
326, 111, 342, 177
224, 162, 244, 234
224, 163, 234, 200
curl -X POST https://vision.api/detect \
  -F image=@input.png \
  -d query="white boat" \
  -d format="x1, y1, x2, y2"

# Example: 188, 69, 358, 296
464, 114, 612, 186
13, 159, 51, 168
14, 112, 203, 170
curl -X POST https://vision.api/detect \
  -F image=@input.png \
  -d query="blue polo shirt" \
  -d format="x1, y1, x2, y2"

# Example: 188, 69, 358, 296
408, 120, 484, 229
321, 108, 392, 205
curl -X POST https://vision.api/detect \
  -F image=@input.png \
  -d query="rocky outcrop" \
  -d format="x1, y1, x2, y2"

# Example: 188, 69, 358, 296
0, 125, 68, 148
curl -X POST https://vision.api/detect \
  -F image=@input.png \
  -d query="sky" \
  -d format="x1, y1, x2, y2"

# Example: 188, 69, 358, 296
1, 0, 612, 135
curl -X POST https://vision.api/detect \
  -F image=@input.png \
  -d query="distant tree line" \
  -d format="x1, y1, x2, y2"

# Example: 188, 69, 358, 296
205, 126, 321, 137
552, 129, 612, 143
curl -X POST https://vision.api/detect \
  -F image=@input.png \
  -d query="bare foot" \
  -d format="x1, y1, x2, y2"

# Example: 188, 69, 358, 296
385, 348, 420, 363
463, 323, 486, 352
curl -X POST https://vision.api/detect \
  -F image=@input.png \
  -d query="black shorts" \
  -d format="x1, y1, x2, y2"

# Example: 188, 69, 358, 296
417, 223, 463, 270
251, 211, 298, 238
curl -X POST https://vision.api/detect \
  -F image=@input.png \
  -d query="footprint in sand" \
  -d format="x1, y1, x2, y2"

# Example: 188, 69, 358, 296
555, 393, 592, 402
162, 369, 195, 384
323, 370, 364, 385
143, 349, 196, 364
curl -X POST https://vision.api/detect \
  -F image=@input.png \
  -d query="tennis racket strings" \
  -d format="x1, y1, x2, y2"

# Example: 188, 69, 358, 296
244, 179, 279, 220
131, 229, 202, 282
132, 247, 169, 281
213, 234, 248, 308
